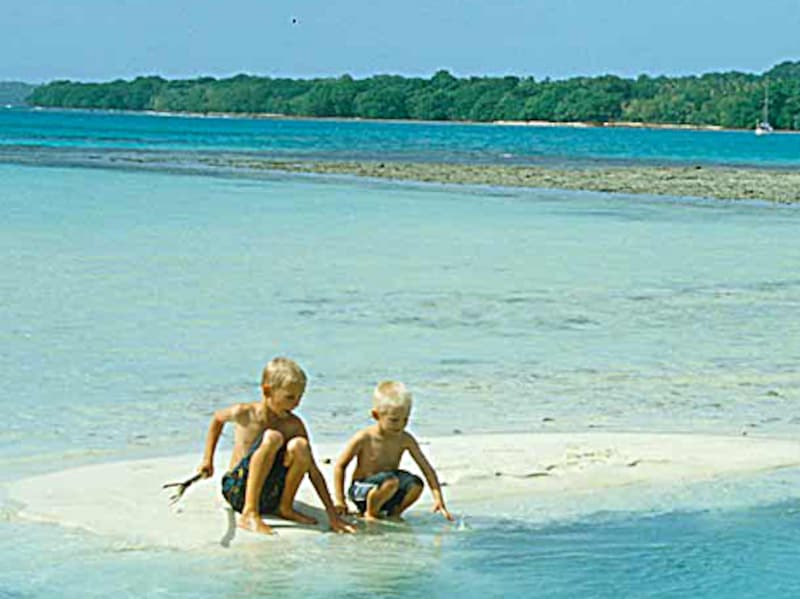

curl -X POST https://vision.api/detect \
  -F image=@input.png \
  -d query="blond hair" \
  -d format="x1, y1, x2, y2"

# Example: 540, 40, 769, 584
372, 380, 412, 413
261, 357, 307, 390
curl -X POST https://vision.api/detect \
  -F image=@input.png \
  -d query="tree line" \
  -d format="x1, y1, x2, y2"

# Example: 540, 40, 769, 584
26, 61, 800, 130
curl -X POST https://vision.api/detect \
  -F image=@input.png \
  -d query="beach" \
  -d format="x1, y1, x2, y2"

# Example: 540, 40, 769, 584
10, 432, 800, 550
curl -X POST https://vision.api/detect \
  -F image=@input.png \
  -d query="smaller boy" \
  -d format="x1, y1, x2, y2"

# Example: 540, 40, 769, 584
333, 381, 453, 521
198, 357, 354, 535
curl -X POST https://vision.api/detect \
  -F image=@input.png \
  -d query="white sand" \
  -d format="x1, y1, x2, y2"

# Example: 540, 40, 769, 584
8, 432, 800, 550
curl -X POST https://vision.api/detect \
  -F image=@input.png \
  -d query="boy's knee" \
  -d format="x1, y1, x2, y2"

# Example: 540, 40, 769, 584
261, 430, 284, 450
408, 478, 423, 491
382, 476, 400, 492
286, 437, 311, 466
406, 481, 423, 497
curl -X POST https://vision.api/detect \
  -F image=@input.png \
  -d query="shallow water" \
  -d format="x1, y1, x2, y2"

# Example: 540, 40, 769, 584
1, 164, 798, 479
3, 473, 800, 598
2, 112, 800, 596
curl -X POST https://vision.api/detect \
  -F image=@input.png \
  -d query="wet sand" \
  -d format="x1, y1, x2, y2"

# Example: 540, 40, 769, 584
9, 433, 800, 550
203, 158, 800, 204
3, 142, 799, 203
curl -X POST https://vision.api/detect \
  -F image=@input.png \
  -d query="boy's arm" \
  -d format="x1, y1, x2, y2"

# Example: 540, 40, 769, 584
298, 424, 357, 534
406, 434, 455, 521
197, 404, 247, 478
333, 433, 363, 514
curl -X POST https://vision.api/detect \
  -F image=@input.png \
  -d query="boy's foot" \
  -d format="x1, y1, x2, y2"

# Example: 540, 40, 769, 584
238, 511, 275, 535
363, 512, 381, 522
276, 507, 318, 525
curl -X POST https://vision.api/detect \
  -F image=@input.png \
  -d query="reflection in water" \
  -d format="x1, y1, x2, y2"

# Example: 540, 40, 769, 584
228, 515, 453, 598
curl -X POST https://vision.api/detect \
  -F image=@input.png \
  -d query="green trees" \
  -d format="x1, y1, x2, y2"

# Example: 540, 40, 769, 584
25, 62, 800, 129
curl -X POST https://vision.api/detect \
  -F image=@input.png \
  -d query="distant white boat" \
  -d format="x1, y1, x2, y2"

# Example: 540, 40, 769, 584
755, 121, 773, 136
755, 87, 773, 135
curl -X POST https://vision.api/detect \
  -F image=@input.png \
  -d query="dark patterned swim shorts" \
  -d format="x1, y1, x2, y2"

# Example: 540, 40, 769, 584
221, 433, 288, 514
348, 469, 423, 515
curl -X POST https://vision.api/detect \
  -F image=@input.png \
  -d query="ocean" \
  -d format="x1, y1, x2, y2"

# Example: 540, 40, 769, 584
1, 108, 799, 597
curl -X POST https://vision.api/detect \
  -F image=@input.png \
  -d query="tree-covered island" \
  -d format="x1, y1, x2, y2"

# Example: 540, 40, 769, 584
26, 61, 800, 130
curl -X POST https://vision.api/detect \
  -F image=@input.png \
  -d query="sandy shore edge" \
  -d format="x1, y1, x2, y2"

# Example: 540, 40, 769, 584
7, 432, 800, 549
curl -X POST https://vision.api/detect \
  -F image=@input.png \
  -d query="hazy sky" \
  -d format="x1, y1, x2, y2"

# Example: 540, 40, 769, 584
3, 0, 800, 82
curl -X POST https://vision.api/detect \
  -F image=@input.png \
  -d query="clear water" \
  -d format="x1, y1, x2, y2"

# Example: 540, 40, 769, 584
3, 476, 800, 598
1, 111, 800, 597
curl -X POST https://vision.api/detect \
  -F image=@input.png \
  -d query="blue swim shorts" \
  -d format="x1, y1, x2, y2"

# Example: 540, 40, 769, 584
348, 469, 423, 515
221, 433, 288, 514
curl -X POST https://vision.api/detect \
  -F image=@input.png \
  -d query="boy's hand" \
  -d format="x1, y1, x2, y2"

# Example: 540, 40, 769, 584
334, 503, 349, 516
197, 461, 214, 478
432, 499, 455, 521
328, 513, 356, 534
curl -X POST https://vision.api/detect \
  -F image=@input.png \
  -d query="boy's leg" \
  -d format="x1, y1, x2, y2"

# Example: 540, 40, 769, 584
383, 471, 425, 519
389, 482, 423, 518
275, 437, 317, 525
365, 476, 400, 521
240, 430, 284, 534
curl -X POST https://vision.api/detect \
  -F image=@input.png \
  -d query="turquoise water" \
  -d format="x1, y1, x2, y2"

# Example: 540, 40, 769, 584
2, 111, 800, 596
3, 107, 800, 167
3, 476, 800, 598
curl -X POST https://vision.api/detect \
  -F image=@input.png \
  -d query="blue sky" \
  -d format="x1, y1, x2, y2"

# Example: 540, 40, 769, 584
3, 0, 800, 82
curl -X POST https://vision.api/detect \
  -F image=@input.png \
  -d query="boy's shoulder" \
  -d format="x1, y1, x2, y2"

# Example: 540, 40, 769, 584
350, 426, 374, 442
273, 411, 310, 439
359, 427, 417, 446
400, 430, 418, 447
223, 400, 261, 423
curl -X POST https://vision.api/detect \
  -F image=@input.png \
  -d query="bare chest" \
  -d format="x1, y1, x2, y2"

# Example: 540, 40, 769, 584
230, 417, 301, 464
358, 436, 405, 472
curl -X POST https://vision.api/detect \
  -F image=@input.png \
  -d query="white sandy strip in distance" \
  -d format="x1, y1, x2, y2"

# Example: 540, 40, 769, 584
8, 433, 800, 550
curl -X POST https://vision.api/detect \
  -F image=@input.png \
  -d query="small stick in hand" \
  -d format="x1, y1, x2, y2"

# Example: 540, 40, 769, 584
162, 472, 203, 505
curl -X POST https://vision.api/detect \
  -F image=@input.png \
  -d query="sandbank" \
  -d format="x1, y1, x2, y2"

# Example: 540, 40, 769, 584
2, 142, 799, 203
7, 432, 800, 550
210, 159, 800, 204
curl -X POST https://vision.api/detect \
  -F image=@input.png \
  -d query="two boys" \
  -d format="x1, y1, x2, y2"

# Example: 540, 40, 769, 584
198, 357, 451, 534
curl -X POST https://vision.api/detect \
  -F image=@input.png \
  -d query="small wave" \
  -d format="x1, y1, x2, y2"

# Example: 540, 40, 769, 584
562, 316, 597, 327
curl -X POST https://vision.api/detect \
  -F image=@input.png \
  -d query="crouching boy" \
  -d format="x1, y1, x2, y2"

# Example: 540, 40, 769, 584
198, 357, 354, 535
333, 381, 453, 521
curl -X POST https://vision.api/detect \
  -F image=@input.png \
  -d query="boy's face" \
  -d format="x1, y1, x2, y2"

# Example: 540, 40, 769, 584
373, 405, 409, 434
264, 381, 305, 416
